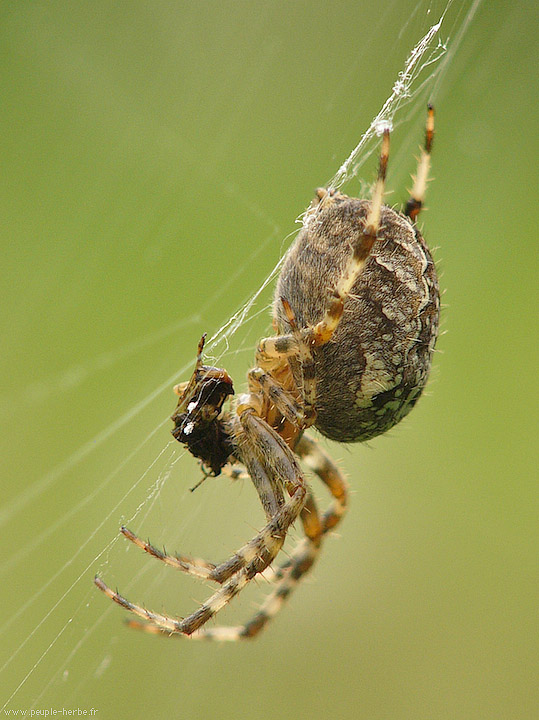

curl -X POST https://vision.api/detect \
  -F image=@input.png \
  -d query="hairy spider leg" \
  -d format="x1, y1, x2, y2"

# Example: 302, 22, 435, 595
119, 447, 287, 586
94, 410, 308, 635
405, 104, 434, 222
310, 127, 390, 347
253, 129, 391, 431
296, 434, 348, 533
219, 435, 348, 640
247, 367, 304, 427
254, 296, 317, 428
122, 492, 322, 641
124, 433, 348, 640
94, 568, 255, 635
119, 526, 217, 581
120, 492, 322, 640
278, 297, 318, 425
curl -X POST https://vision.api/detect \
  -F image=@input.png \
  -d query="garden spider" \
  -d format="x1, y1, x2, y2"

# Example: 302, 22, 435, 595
95, 106, 439, 640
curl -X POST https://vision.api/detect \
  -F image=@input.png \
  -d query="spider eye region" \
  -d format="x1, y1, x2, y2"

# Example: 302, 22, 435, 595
171, 367, 234, 475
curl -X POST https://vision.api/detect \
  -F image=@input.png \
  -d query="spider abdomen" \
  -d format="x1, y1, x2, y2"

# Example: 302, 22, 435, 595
275, 196, 440, 442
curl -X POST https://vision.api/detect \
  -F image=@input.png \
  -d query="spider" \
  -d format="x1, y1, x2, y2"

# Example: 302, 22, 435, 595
95, 106, 439, 641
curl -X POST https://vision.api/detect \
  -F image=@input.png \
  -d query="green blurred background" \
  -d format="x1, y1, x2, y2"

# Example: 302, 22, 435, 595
1, 1, 537, 718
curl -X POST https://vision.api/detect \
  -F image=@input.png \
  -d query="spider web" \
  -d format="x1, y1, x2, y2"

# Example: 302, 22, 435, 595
0, 0, 482, 712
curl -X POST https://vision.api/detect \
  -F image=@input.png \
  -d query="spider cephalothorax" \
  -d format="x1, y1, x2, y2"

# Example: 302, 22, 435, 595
96, 106, 439, 641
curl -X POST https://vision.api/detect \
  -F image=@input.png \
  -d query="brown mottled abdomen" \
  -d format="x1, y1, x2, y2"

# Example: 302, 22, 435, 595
275, 196, 439, 442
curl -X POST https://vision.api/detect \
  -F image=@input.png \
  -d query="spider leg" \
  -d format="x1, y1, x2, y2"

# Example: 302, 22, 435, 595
229, 492, 323, 640
256, 298, 317, 426
121, 492, 323, 641
94, 568, 254, 635
259, 131, 391, 367
248, 367, 305, 426
307, 128, 390, 348
95, 409, 308, 635
215, 434, 348, 640
119, 452, 285, 586
295, 433, 348, 533
125, 433, 348, 641
119, 526, 217, 581
183, 449, 288, 585
255, 130, 390, 420
405, 104, 434, 223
